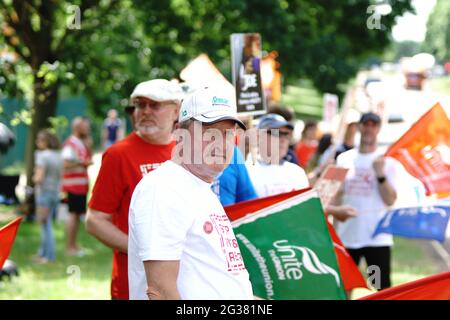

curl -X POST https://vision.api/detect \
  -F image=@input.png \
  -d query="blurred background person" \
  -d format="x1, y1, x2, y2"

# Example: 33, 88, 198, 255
268, 105, 299, 165
308, 133, 334, 172
62, 117, 93, 257
32, 129, 62, 264
102, 108, 124, 150
335, 122, 358, 160
247, 113, 309, 198
295, 120, 319, 169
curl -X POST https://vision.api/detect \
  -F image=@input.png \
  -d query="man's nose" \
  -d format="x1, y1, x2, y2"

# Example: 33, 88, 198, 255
141, 104, 154, 114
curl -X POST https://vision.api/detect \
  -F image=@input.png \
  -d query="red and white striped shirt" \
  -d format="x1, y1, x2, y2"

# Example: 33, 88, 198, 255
62, 135, 91, 195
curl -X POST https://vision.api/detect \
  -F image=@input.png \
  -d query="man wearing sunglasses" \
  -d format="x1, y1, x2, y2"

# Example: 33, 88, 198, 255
246, 113, 310, 198
86, 79, 184, 299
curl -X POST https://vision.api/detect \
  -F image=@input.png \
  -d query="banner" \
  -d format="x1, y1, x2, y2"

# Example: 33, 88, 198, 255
226, 189, 346, 299
385, 103, 450, 198
323, 93, 338, 126
0, 216, 23, 269
231, 33, 266, 115
360, 270, 450, 300
314, 165, 348, 208
373, 205, 450, 242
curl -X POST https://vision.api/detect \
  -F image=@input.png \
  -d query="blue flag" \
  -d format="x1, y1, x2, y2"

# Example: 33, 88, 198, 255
373, 206, 450, 242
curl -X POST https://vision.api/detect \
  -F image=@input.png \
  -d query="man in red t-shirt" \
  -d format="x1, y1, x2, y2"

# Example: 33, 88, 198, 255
86, 79, 184, 299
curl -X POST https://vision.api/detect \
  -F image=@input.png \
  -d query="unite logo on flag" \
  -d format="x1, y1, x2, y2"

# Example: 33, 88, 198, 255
228, 189, 347, 300
269, 239, 340, 286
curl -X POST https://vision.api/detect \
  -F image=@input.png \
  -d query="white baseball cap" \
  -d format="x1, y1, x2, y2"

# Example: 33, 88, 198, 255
179, 87, 246, 129
130, 79, 185, 102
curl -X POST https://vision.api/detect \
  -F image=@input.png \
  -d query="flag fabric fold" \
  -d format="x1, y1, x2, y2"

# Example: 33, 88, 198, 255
385, 103, 450, 199
359, 270, 450, 300
0, 216, 23, 270
225, 189, 367, 299
373, 205, 450, 242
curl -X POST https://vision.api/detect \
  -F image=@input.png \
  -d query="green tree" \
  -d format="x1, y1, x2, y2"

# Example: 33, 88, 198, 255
0, 0, 414, 192
384, 40, 422, 62
0, 0, 132, 188
423, 0, 450, 62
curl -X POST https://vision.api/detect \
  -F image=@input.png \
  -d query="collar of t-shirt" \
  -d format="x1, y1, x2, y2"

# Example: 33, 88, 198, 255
132, 131, 175, 148
257, 158, 285, 166
166, 160, 214, 189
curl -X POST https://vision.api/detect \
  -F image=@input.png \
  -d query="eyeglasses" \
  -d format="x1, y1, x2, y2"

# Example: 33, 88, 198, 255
125, 106, 135, 115
267, 130, 291, 138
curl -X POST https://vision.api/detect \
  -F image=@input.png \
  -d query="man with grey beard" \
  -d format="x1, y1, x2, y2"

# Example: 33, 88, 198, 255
86, 79, 184, 299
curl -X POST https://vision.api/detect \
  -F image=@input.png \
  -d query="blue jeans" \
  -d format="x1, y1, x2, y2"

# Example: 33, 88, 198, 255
36, 191, 59, 261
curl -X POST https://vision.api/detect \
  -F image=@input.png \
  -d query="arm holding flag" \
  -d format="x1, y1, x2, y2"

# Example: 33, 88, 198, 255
373, 156, 397, 206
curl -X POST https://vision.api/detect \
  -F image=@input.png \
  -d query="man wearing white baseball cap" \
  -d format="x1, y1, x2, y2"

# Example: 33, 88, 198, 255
86, 79, 184, 299
128, 87, 253, 300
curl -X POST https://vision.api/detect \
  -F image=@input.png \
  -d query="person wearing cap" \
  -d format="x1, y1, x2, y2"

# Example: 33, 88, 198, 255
246, 113, 310, 198
128, 87, 253, 300
332, 111, 403, 291
86, 79, 183, 299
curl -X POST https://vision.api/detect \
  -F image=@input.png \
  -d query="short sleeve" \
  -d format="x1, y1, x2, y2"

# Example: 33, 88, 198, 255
35, 151, 45, 167
88, 149, 125, 214
293, 165, 310, 190
336, 153, 345, 167
129, 181, 194, 262
62, 145, 76, 161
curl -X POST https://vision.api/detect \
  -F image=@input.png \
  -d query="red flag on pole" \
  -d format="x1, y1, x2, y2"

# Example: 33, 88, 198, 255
325, 220, 368, 291
359, 270, 450, 300
385, 103, 450, 198
0, 216, 23, 269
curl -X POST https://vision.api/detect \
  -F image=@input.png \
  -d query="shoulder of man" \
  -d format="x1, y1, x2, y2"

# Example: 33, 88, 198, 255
132, 163, 180, 201
336, 148, 356, 165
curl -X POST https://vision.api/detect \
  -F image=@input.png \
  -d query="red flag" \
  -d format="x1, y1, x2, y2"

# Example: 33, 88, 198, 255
225, 189, 368, 292
385, 103, 450, 198
0, 216, 23, 269
359, 270, 450, 300
326, 220, 368, 291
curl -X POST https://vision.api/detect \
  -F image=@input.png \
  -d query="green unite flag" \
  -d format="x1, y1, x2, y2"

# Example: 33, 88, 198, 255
227, 189, 346, 300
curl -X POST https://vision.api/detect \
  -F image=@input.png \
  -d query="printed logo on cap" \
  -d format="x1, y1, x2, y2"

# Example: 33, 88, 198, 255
212, 96, 230, 107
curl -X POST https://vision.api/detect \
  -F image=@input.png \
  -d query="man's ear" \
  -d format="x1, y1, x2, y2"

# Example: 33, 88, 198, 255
173, 103, 181, 120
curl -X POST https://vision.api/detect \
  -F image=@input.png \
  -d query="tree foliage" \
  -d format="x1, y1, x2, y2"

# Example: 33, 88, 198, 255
0, 0, 414, 186
423, 0, 450, 62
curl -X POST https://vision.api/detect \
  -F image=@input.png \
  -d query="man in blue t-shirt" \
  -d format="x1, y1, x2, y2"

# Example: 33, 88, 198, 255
212, 145, 257, 206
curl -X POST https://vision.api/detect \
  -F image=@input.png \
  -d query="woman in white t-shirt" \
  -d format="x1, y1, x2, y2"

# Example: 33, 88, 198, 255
246, 114, 310, 198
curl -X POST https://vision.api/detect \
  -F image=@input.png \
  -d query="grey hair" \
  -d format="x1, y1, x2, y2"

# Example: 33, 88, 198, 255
178, 118, 194, 130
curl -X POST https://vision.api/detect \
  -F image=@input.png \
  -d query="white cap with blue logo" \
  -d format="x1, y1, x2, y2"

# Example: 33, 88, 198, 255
179, 86, 246, 129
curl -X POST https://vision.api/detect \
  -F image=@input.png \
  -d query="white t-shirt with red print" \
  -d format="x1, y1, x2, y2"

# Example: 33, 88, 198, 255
335, 149, 403, 249
128, 160, 253, 300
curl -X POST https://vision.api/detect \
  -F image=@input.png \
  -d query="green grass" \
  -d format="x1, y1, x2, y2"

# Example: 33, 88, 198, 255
428, 76, 450, 96
351, 237, 440, 299
0, 217, 112, 300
